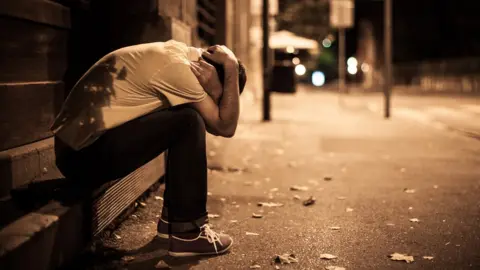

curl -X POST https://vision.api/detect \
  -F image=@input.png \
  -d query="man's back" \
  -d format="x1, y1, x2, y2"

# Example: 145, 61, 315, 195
51, 40, 206, 150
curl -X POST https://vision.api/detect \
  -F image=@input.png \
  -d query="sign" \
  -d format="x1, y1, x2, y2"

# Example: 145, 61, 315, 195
330, 0, 355, 28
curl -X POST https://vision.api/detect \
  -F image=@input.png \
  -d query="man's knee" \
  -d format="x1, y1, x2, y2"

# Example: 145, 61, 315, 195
178, 107, 206, 133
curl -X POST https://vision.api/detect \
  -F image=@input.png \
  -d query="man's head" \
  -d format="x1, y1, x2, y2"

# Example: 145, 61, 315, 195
202, 57, 247, 94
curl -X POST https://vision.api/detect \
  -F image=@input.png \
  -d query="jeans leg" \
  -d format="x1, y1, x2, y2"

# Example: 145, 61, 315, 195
55, 107, 208, 222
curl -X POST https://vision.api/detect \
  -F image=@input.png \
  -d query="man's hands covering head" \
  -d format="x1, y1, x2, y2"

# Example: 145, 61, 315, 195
190, 60, 223, 103
202, 45, 238, 67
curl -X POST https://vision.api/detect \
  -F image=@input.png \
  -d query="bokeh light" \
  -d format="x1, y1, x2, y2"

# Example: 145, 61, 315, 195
312, 71, 325, 87
295, 64, 306, 76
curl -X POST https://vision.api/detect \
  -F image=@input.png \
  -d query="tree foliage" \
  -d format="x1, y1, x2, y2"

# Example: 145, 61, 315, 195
276, 0, 330, 41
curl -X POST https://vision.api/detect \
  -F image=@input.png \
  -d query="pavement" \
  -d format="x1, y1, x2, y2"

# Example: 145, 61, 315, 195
76, 85, 480, 270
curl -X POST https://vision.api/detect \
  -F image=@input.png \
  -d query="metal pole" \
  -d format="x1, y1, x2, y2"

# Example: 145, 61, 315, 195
384, 0, 392, 118
338, 28, 346, 94
262, 0, 271, 121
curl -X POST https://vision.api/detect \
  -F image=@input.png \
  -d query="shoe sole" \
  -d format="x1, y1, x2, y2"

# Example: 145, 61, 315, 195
168, 239, 233, 257
157, 232, 170, 239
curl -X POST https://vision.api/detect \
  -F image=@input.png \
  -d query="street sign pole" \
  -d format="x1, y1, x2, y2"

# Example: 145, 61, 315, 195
338, 28, 346, 94
330, 0, 354, 96
384, 0, 392, 118
262, 0, 271, 121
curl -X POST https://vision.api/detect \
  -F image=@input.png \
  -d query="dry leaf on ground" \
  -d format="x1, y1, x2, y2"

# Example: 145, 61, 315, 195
121, 255, 135, 262
324, 176, 333, 181
389, 253, 414, 263
274, 253, 298, 264
409, 218, 420, 222
303, 196, 316, 206
113, 233, 121, 239
249, 264, 261, 269
252, 213, 263, 218
257, 202, 284, 207
293, 195, 301, 200
270, 188, 279, 192
345, 207, 354, 212
320, 254, 337, 260
139, 202, 147, 207
230, 220, 238, 223
208, 214, 220, 219
329, 226, 341, 230
325, 266, 346, 270
246, 232, 259, 236
404, 188, 416, 193
423, 256, 434, 260
154, 196, 163, 200
290, 185, 309, 191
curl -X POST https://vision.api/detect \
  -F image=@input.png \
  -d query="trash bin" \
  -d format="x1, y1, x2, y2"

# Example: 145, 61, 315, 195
269, 63, 297, 93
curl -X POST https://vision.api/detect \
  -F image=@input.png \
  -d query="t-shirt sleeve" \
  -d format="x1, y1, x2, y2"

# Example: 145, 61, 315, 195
149, 62, 207, 106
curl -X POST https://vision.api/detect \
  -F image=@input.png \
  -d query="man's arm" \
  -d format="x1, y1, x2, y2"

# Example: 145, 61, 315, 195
190, 61, 239, 137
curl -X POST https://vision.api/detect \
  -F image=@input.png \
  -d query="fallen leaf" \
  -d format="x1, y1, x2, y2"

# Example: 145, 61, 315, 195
155, 260, 170, 269
121, 255, 135, 262
249, 264, 261, 269
154, 196, 163, 200
345, 207, 354, 212
230, 220, 238, 223
389, 252, 414, 263
423, 256, 434, 260
252, 213, 263, 218
324, 176, 333, 181
257, 202, 284, 207
408, 206, 413, 210
139, 202, 147, 207
329, 226, 341, 230
220, 198, 226, 202
303, 196, 316, 206
325, 266, 346, 270
336, 196, 347, 200
409, 218, 420, 222
293, 195, 301, 200
320, 253, 337, 260
290, 185, 309, 191
386, 223, 395, 226
404, 188, 416, 194
274, 253, 298, 264
131, 214, 138, 218
275, 266, 280, 270
114, 233, 121, 239
246, 232, 259, 236
445, 242, 450, 246
227, 166, 242, 173
270, 188, 279, 192
208, 214, 220, 219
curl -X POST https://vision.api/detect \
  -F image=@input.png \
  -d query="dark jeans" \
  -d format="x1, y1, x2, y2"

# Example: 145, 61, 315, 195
55, 106, 208, 222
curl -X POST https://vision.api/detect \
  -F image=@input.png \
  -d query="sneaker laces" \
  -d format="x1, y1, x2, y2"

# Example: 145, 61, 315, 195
201, 224, 222, 253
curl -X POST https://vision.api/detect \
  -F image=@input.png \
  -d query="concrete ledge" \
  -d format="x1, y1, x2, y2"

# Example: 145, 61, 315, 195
0, 153, 165, 270
0, 137, 62, 198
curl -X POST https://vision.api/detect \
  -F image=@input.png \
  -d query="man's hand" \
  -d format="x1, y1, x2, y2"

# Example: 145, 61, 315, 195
190, 60, 223, 103
202, 45, 238, 68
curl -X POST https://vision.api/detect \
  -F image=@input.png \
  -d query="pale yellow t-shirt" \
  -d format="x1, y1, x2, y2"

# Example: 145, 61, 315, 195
51, 40, 207, 150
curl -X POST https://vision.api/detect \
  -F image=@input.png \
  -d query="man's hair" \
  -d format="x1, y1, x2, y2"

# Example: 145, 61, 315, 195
203, 57, 247, 94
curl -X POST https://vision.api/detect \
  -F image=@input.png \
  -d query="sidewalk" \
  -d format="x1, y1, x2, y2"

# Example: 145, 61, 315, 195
81, 87, 480, 270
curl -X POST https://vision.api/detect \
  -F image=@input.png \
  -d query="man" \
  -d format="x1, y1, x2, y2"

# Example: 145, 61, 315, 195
51, 40, 247, 257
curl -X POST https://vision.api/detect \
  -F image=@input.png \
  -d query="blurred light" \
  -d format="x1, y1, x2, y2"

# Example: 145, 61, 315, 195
322, 39, 331, 48
286, 46, 295, 53
312, 71, 325, 87
361, 63, 370, 72
295, 64, 306, 76
347, 65, 358, 75
347, 57, 358, 67
292, 57, 300, 65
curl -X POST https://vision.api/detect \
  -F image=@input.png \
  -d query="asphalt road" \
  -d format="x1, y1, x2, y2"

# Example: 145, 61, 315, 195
81, 88, 480, 270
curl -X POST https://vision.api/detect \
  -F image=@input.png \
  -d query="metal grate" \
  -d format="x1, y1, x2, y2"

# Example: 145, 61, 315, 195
197, 0, 217, 45
91, 153, 165, 235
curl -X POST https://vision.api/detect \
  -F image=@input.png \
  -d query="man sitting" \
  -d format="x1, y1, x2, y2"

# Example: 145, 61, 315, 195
51, 40, 247, 257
